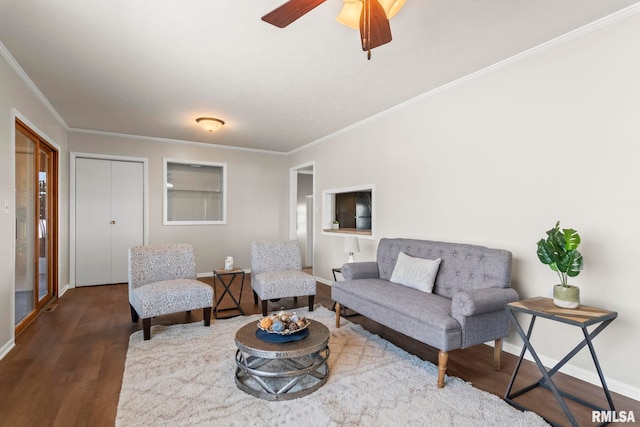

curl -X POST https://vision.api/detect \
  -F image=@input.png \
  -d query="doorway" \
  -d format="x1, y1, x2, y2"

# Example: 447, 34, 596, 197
14, 119, 58, 333
290, 163, 314, 271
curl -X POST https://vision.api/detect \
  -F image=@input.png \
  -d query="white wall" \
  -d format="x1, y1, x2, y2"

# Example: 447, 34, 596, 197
68, 132, 289, 276
0, 47, 69, 357
290, 12, 640, 398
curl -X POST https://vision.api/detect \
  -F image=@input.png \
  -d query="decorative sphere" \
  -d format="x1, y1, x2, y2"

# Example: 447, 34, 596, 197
259, 317, 273, 330
271, 321, 285, 332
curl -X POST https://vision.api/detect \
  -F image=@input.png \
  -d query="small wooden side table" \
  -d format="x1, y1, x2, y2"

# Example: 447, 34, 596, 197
213, 268, 245, 319
504, 297, 617, 427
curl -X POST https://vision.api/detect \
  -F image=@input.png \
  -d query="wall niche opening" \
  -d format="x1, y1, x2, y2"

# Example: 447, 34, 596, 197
322, 185, 373, 237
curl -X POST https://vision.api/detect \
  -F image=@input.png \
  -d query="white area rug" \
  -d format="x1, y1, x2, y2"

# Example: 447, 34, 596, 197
116, 306, 548, 426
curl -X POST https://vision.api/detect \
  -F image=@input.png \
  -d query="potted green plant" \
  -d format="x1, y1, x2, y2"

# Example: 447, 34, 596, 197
332, 220, 340, 230
536, 221, 584, 308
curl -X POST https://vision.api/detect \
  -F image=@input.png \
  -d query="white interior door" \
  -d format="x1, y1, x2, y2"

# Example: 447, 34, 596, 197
110, 161, 144, 283
76, 158, 111, 286
75, 158, 143, 286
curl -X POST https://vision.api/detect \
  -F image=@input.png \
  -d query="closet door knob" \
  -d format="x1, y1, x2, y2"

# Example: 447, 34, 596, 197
111, 220, 116, 224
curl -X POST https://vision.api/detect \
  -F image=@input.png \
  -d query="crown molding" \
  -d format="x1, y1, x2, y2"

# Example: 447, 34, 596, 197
0, 41, 69, 130
289, 2, 640, 155
68, 127, 288, 156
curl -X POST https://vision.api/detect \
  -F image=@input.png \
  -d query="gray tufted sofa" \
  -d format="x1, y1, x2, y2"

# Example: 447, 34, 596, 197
332, 238, 518, 388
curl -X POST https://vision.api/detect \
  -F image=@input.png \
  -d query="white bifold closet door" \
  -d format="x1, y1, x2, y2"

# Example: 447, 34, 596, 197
75, 158, 144, 286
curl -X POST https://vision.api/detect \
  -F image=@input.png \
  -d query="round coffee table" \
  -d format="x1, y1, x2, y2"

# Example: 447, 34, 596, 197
234, 319, 330, 401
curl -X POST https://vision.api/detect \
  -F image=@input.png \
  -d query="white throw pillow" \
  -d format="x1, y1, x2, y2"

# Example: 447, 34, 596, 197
390, 252, 441, 293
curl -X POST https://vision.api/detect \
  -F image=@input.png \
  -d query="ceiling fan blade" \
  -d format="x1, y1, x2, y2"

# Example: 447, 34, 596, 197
262, 0, 327, 28
360, 0, 392, 52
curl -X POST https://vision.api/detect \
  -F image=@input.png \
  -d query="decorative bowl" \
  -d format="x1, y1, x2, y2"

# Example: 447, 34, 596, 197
257, 310, 310, 335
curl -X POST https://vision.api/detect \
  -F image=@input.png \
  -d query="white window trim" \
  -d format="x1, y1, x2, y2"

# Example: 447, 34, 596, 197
163, 158, 227, 225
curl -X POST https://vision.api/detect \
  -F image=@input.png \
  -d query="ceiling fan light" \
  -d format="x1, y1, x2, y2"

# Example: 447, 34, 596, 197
379, 0, 406, 19
336, 1, 362, 30
337, 0, 405, 29
195, 117, 224, 132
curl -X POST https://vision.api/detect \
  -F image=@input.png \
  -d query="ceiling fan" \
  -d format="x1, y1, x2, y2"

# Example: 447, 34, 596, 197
261, 0, 406, 59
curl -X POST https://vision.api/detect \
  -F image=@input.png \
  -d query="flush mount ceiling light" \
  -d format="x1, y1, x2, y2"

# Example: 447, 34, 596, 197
196, 117, 225, 133
261, 0, 406, 60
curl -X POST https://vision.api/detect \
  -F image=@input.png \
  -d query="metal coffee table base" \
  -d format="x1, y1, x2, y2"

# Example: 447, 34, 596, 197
234, 319, 330, 401
235, 347, 329, 401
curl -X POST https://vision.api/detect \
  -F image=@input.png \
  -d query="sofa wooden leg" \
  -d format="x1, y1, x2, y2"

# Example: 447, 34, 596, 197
261, 300, 268, 316
203, 307, 212, 326
130, 304, 139, 322
308, 295, 314, 311
438, 350, 448, 388
494, 338, 502, 371
143, 318, 151, 340
335, 303, 341, 328
253, 290, 258, 305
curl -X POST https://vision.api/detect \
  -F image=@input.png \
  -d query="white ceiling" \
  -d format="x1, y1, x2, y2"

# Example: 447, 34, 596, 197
1, 0, 638, 153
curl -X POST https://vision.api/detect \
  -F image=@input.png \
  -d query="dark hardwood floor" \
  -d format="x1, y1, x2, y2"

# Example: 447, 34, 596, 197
0, 276, 637, 427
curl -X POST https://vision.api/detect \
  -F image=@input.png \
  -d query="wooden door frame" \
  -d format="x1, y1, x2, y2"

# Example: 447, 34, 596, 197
69, 152, 148, 288
14, 118, 59, 334
35, 131, 59, 311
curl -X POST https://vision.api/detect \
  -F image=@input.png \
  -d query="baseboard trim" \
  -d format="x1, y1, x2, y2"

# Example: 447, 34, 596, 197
197, 272, 214, 278
58, 283, 72, 297
315, 276, 333, 286
0, 339, 16, 362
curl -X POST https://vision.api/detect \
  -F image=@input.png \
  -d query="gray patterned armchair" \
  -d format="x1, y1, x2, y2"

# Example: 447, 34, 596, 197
250, 240, 316, 316
128, 243, 213, 340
